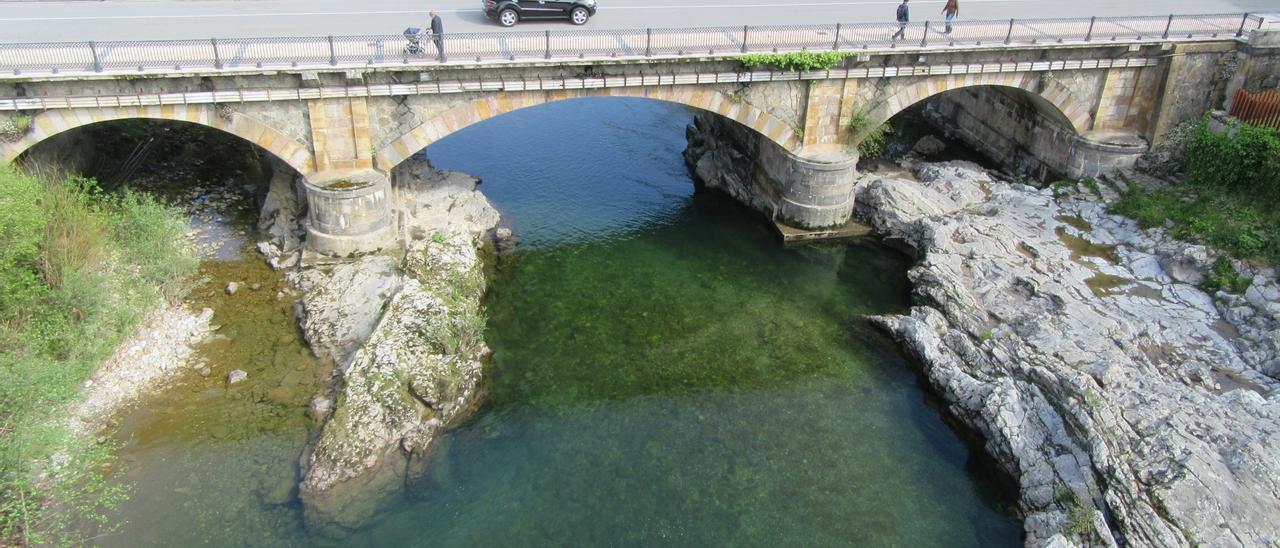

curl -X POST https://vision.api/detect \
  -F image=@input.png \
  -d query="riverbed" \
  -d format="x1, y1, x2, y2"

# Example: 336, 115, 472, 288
98, 97, 1020, 546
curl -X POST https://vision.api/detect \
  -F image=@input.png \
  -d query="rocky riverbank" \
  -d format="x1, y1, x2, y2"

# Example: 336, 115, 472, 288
856, 160, 1279, 546
71, 149, 273, 435
277, 155, 502, 536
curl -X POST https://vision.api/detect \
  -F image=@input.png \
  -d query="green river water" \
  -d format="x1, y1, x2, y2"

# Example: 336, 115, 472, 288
97, 98, 1020, 546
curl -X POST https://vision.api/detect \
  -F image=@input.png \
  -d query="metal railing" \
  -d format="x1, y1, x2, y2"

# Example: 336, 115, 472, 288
0, 13, 1266, 78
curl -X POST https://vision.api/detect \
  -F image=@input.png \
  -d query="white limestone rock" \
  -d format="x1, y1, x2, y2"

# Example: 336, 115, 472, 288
295, 255, 404, 366
391, 155, 502, 240
859, 163, 1280, 547
299, 235, 488, 537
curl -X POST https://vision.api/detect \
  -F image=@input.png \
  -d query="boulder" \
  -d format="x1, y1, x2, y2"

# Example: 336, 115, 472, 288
1155, 242, 1215, 286
257, 160, 304, 270
299, 236, 488, 537
911, 135, 947, 156
390, 155, 502, 239
295, 255, 404, 366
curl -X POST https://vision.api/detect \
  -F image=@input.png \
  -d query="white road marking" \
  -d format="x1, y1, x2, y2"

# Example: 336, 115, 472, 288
0, 0, 1032, 22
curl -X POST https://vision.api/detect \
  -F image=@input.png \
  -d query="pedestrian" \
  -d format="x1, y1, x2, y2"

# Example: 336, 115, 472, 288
942, 0, 959, 34
891, 0, 909, 41
429, 10, 446, 62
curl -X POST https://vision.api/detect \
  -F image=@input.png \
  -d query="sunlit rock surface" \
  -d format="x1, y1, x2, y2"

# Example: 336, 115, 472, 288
860, 161, 1280, 547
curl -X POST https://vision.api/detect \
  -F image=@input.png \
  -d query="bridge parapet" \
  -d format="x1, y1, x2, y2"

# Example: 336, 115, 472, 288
0, 14, 1263, 80
2, 15, 1276, 251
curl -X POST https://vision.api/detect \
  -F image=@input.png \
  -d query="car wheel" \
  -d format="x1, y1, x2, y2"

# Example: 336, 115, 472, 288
499, 9, 519, 27
570, 7, 590, 25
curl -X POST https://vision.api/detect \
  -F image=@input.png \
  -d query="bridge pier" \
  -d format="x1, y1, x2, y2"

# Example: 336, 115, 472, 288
303, 170, 395, 256
685, 112, 857, 230
1066, 131, 1149, 180
767, 145, 858, 229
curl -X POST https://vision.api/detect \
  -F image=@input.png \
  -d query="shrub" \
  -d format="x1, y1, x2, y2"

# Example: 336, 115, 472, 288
739, 51, 858, 72
1202, 257, 1252, 294
847, 110, 891, 159
0, 164, 195, 545
1110, 118, 1280, 268
1186, 116, 1280, 199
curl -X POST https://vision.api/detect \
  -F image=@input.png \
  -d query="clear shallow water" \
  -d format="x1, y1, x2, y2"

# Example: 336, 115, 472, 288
101, 97, 1020, 546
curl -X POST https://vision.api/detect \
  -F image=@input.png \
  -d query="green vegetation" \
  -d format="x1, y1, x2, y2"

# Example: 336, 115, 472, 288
0, 114, 33, 143
1050, 179, 1074, 198
738, 51, 858, 72
1054, 483, 1098, 543
1110, 117, 1280, 270
0, 165, 196, 544
1081, 176, 1102, 198
847, 110, 892, 159
1203, 257, 1253, 295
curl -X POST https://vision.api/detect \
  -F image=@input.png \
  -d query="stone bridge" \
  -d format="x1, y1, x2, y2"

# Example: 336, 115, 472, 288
2, 23, 1277, 254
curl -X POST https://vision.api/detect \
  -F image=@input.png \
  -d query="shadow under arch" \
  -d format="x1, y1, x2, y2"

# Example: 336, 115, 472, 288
374, 88, 803, 172
854, 72, 1092, 144
1, 105, 315, 176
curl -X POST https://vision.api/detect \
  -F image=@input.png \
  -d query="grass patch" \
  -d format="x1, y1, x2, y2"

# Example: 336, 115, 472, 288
0, 164, 196, 544
1054, 483, 1098, 543
1111, 117, 1280, 269
1203, 257, 1253, 295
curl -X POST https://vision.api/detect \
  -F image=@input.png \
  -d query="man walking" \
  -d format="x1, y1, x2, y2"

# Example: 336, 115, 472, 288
429, 10, 446, 62
942, 0, 959, 34
891, 0, 909, 41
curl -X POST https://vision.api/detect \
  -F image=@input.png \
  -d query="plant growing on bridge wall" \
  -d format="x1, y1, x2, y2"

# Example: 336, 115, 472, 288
0, 113, 33, 143
846, 110, 891, 159
739, 51, 858, 72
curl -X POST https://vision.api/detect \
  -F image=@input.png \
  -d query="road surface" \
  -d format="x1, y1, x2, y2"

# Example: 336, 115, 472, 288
0, 0, 1277, 42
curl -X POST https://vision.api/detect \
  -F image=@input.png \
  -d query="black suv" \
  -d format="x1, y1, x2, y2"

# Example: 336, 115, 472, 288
483, 0, 597, 27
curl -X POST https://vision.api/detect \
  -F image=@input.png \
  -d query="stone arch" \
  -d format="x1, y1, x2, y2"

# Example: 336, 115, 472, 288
374, 87, 801, 171
1, 104, 315, 175
855, 72, 1092, 143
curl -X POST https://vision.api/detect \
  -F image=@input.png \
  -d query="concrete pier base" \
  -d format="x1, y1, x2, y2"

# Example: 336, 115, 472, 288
303, 170, 395, 256
771, 145, 858, 229
1067, 131, 1149, 180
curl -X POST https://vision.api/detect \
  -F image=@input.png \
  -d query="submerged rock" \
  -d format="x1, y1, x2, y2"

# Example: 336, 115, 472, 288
298, 236, 488, 537
859, 161, 1280, 547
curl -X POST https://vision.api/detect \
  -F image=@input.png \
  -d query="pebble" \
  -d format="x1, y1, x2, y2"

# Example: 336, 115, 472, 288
226, 282, 241, 295
227, 369, 248, 384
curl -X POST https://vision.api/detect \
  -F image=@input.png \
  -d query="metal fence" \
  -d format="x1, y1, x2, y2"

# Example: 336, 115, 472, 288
0, 13, 1267, 77
1229, 88, 1280, 128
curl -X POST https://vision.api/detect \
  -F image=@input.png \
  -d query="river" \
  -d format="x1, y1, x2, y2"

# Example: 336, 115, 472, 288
99, 97, 1021, 546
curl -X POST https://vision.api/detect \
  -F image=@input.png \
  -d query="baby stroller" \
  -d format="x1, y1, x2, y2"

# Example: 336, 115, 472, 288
404, 27, 429, 55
